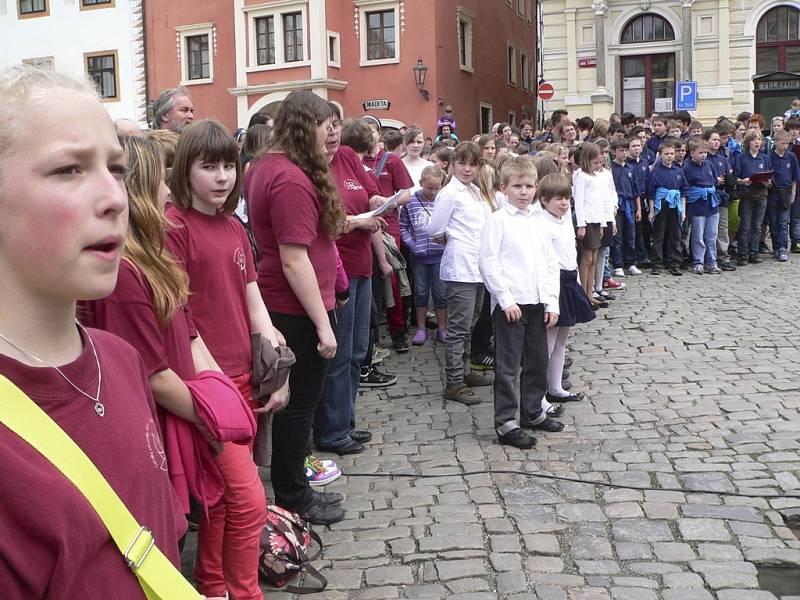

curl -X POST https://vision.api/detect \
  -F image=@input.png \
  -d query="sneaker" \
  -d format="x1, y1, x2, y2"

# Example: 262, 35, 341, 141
412, 328, 427, 346
465, 371, 493, 386
704, 265, 721, 274
749, 254, 763, 264
651, 266, 662, 275
598, 290, 615, 301
759, 242, 771, 255
303, 502, 346, 525
360, 366, 398, 388
305, 456, 342, 487
792, 243, 800, 254
391, 332, 410, 353
443, 384, 481, 405
470, 351, 495, 371
602, 278, 625, 290
736, 256, 749, 266
626, 265, 642, 275
435, 329, 447, 343
669, 265, 683, 276
498, 427, 537, 449
691, 264, 704, 275
779, 250, 789, 262
720, 261, 737, 271
613, 267, 626, 277
371, 345, 390, 364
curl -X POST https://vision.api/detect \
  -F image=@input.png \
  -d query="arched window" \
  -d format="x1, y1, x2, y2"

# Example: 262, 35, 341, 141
756, 5, 800, 73
620, 14, 675, 44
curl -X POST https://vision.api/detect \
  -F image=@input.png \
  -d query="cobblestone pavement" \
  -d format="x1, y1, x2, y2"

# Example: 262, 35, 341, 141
187, 258, 800, 599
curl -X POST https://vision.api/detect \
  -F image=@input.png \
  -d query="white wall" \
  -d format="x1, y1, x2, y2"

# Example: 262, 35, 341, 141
0, 0, 144, 122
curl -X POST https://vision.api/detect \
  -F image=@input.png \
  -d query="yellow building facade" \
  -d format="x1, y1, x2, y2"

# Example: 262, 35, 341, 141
540, 0, 800, 124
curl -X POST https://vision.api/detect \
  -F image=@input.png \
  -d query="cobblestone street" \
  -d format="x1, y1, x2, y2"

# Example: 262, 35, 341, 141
219, 258, 800, 599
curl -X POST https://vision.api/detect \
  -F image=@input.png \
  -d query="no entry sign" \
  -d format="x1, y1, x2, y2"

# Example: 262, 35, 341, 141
538, 82, 555, 100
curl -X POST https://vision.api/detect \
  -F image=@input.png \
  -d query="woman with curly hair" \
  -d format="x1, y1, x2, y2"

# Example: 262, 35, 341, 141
247, 90, 347, 525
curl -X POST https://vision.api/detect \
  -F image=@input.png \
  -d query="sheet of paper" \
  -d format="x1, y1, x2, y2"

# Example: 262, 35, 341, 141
351, 189, 407, 220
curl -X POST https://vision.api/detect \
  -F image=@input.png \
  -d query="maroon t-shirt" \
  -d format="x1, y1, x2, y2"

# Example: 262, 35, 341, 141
165, 206, 256, 378
362, 150, 414, 237
81, 259, 197, 381
248, 153, 338, 315
0, 327, 186, 599
330, 146, 379, 278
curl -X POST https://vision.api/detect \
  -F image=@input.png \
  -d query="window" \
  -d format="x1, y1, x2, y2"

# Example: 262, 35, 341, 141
22, 56, 54, 69
255, 16, 275, 65
516, 0, 524, 17
520, 52, 530, 90
507, 43, 517, 85
283, 12, 303, 62
80, 0, 114, 10
756, 6, 800, 74
186, 34, 210, 80
480, 103, 493, 134
458, 9, 474, 72
357, 1, 400, 66
177, 23, 214, 84
508, 111, 516, 126
366, 9, 395, 60
18, 0, 48, 18
621, 14, 675, 44
328, 31, 341, 68
84, 51, 119, 101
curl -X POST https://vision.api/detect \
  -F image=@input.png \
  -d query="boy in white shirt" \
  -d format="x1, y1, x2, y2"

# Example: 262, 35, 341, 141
479, 157, 563, 449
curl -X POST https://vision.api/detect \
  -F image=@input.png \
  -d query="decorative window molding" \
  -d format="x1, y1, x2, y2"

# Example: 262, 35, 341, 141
327, 30, 340, 68
520, 51, 530, 90
356, 0, 400, 66
84, 50, 120, 101
18, 0, 49, 19
507, 41, 517, 85
508, 110, 516, 126
457, 7, 474, 73
244, 1, 310, 72
176, 23, 215, 85
480, 102, 493, 134
22, 56, 55, 69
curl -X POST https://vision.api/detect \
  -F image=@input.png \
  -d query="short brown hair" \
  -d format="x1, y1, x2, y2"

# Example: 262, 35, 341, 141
452, 141, 481, 166
578, 142, 602, 173
687, 137, 707, 153
170, 119, 242, 216
538, 173, 572, 202
774, 130, 791, 142
420, 165, 444, 183
143, 128, 180, 169
500, 155, 537, 186
341, 119, 373, 154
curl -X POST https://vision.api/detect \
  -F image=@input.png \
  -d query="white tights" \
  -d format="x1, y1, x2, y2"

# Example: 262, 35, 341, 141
546, 326, 571, 398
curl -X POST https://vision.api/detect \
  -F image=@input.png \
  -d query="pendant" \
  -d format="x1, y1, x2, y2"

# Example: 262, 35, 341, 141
94, 402, 105, 418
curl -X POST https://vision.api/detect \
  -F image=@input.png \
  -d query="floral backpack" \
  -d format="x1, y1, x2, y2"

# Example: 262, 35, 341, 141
259, 505, 327, 594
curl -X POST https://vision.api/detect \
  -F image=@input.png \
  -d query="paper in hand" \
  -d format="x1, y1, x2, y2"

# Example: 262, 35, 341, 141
351, 189, 407, 220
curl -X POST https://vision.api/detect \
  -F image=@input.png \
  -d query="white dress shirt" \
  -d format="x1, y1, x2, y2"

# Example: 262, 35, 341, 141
573, 168, 617, 227
540, 207, 578, 271
427, 177, 491, 283
479, 202, 560, 314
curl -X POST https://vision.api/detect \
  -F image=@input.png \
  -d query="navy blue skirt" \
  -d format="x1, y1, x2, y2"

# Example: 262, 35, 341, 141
559, 270, 595, 327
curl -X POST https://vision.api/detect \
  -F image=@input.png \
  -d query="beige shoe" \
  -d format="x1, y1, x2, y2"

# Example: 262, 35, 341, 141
465, 371, 493, 387
443, 384, 481, 405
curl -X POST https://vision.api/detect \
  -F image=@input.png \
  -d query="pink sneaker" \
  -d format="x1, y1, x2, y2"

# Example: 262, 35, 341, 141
435, 329, 447, 343
412, 328, 427, 345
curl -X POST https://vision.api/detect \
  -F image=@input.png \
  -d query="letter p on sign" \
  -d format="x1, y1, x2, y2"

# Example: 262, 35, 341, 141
675, 81, 697, 111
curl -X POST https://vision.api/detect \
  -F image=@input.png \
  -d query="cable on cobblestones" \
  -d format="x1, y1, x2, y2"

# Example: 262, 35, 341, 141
345, 469, 800, 499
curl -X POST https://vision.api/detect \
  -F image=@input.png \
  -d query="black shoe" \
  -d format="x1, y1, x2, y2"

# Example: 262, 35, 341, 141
547, 403, 566, 418
639, 260, 653, 269
317, 439, 365, 455
521, 416, 565, 432
425, 314, 438, 329
359, 366, 397, 388
498, 427, 537, 449
749, 254, 763, 264
759, 243, 771, 255
311, 490, 344, 506
792, 243, 800, 254
651, 266, 661, 275
350, 430, 372, 444
546, 391, 584, 403
669, 265, 683, 276
736, 256, 749, 266
564, 356, 573, 369
391, 332, 410, 353
720, 261, 737, 271
303, 502, 346, 525
470, 351, 495, 371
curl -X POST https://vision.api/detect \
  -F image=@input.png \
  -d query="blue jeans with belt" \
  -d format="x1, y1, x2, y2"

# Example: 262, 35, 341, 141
767, 188, 792, 253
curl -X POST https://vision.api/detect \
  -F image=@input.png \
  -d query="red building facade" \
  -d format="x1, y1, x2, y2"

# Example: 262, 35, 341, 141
145, 0, 537, 138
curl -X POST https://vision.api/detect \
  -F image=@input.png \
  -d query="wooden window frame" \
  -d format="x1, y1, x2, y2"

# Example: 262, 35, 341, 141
17, 0, 49, 19
80, 0, 116, 12
282, 11, 304, 63
84, 50, 120, 102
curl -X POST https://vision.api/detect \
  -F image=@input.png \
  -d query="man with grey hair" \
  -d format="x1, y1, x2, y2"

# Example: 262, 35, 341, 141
151, 87, 194, 133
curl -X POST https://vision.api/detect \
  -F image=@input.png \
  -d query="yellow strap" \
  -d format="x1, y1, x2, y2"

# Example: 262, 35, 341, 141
0, 375, 201, 600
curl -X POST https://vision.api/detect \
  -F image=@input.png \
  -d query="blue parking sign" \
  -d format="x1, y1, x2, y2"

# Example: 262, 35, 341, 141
675, 81, 697, 111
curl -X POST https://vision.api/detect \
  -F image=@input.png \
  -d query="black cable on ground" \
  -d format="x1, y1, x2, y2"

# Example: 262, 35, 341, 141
344, 469, 800, 500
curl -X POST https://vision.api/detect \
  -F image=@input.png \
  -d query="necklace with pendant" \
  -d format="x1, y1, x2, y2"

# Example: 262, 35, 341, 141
0, 321, 105, 417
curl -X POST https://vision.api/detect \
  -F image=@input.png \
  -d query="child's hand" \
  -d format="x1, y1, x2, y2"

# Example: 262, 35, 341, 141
682, 211, 687, 224
635, 209, 642, 223
379, 260, 393, 278
649, 210, 655, 224
544, 312, 559, 328
611, 223, 618, 236
577, 226, 586, 240
504, 304, 522, 322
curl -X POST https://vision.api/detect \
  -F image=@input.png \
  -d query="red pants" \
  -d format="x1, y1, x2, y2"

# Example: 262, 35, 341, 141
194, 373, 267, 600
386, 232, 406, 335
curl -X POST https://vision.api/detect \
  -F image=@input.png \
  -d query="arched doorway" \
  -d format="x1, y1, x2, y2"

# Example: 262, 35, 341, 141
753, 5, 800, 120
619, 14, 676, 116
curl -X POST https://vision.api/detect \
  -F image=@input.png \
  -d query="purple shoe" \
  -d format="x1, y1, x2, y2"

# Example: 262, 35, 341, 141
412, 328, 427, 346
435, 329, 447, 343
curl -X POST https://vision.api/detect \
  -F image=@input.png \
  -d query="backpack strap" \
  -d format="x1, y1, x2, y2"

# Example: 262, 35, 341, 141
373, 151, 391, 185
0, 375, 202, 600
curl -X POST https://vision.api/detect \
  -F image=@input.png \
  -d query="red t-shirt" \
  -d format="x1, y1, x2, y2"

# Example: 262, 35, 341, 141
248, 153, 338, 315
81, 260, 197, 381
362, 150, 414, 237
330, 146, 379, 278
0, 327, 186, 599
165, 206, 256, 378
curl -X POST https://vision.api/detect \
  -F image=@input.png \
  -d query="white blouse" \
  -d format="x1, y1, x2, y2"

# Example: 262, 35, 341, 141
573, 168, 617, 227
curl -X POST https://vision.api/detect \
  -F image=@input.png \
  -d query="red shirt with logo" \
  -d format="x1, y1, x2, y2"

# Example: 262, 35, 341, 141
165, 206, 256, 378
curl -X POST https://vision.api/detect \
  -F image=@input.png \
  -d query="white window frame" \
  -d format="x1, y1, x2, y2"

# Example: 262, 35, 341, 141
457, 7, 475, 73
527, 0, 532, 24
178, 23, 214, 86
356, 0, 400, 67
520, 50, 530, 90
508, 110, 516, 127
327, 30, 341, 68
244, 1, 310, 73
516, 0, 525, 18
480, 102, 493, 134
507, 41, 517, 85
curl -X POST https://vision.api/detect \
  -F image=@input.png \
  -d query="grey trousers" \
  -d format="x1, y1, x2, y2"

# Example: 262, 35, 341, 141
493, 304, 548, 434
717, 205, 730, 260
444, 281, 484, 387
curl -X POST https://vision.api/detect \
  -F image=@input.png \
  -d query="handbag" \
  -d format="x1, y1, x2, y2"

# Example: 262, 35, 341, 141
0, 375, 201, 600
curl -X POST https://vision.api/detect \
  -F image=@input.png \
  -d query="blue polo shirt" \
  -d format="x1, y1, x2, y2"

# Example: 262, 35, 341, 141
611, 161, 636, 198
647, 133, 667, 155
733, 151, 771, 181
642, 147, 657, 165
769, 150, 799, 188
627, 156, 650, 200
683, 159, 718, 217
647, 162, 688, 200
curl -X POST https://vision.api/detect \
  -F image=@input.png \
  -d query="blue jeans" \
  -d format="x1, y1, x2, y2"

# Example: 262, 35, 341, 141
313, 276, 372, 447
689, 213, 719, 267
411, 259, 446, 309
612, 212, 637, 268
767, 189, 791, 252
737, 194, 768, 257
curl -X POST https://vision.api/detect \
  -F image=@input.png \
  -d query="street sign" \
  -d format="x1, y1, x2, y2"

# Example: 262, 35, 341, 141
538, 82, 555, 100
578, 57, 597, 69
675, 81, 697, 111
363, 99, 390, 111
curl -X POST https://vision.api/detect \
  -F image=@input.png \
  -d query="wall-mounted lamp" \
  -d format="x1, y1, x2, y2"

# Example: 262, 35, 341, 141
413, 58, 430, 101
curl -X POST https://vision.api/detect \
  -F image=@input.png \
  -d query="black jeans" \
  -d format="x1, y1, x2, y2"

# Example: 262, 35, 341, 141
651, 206, 681, 267
270, 311, 333, 512
470, 292, 494, 360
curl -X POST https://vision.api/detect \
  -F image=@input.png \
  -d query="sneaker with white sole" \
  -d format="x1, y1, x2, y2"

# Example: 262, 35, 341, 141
626, 265, 642, 275
305, 456, 342, 487
613, 267, 626, 277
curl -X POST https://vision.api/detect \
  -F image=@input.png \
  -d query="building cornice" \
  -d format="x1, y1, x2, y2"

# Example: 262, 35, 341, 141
228, 78, 348, 97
